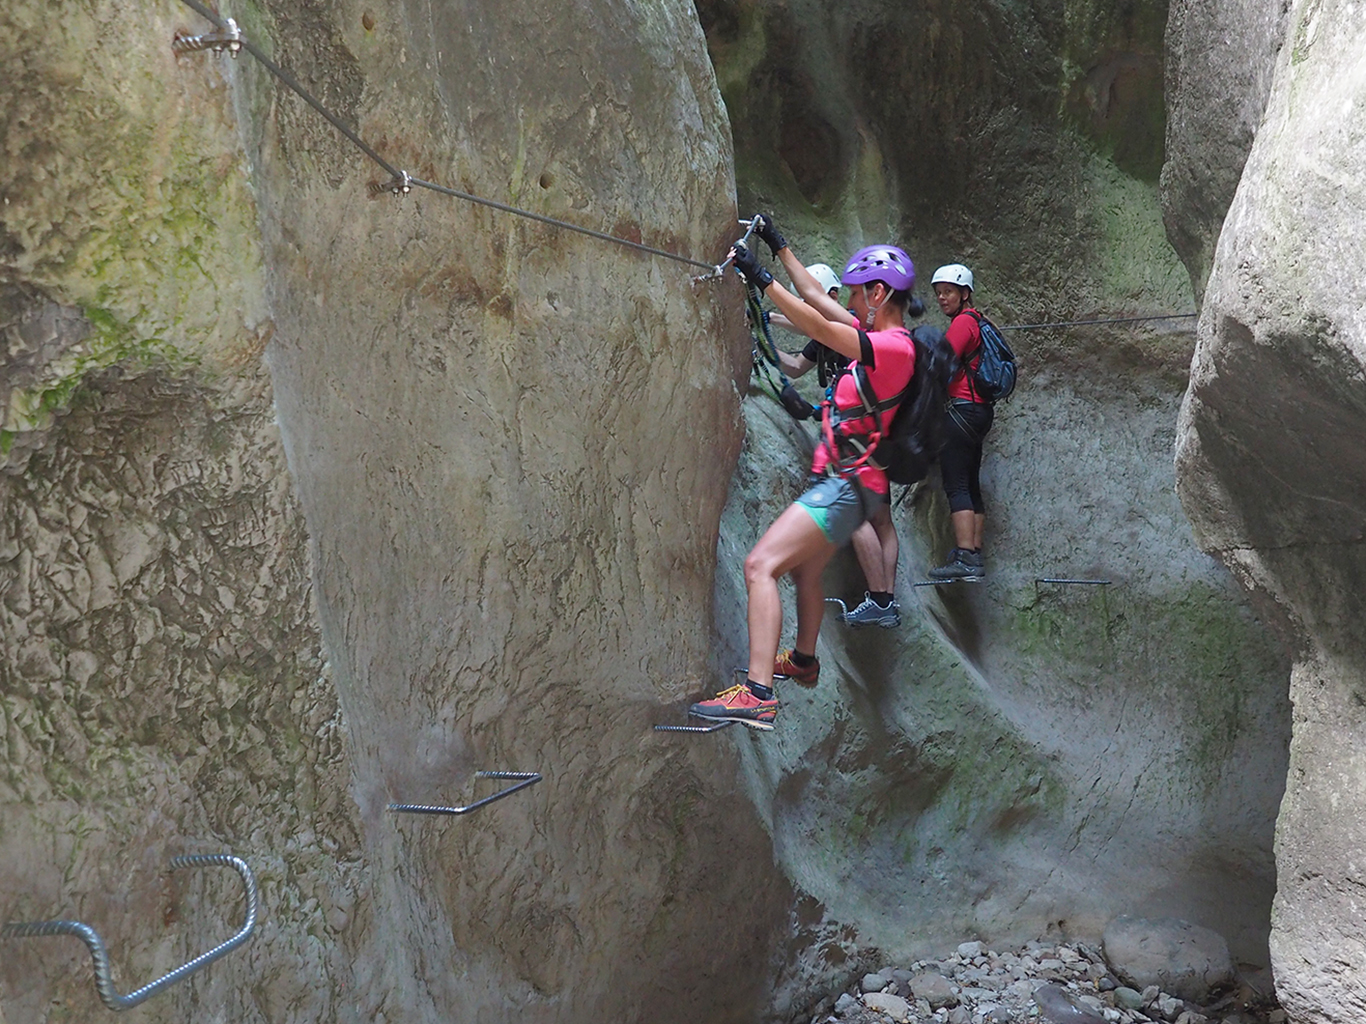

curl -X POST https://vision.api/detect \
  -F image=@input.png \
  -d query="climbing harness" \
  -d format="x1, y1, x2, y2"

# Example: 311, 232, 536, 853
820, 342, 909, 480
2, 854, 259, 1012
387, 771, 542, 815
172, 0, 729, 276
746, 282, 818, 421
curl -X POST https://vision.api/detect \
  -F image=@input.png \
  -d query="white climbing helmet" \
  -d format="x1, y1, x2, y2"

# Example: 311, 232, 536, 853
806, 263, 842, 295
931, 264, 975, 291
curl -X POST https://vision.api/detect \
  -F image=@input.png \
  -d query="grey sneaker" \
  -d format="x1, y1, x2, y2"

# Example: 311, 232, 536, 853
928, 548, 985, 581
843, 592, 901, 628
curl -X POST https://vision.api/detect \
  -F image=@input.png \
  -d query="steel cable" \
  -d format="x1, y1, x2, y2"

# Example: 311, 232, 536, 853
1000, 312, 1198, 331
175, 0, 719, 273
173, 4, 1200, 314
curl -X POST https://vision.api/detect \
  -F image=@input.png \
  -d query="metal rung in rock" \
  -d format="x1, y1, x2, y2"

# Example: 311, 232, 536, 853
654, 720, 736, 733
172, 18, 243, 57
1035, 578, 1112, 586
388, 771, 542, 816
2, 854, 259, 1012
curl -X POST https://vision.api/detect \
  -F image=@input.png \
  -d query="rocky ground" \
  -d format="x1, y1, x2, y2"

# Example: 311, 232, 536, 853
808, 940, 1284, 1024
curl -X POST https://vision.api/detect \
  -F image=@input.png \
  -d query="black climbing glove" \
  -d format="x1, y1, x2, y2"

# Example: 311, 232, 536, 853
731, 239, 774, 290
752, 213, 787, 256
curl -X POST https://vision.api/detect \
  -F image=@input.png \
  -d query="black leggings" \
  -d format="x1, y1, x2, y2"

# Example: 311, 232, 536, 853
940, 400, 994, 514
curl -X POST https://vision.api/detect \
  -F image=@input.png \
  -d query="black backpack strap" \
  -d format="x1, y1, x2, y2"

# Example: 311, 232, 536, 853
851, 329, 909, 418
826, 329, 913, 474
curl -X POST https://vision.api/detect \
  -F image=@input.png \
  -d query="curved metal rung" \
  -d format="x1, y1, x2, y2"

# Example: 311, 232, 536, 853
913, 577, 983, 587
2, 854, 259, 1012
824, 597, 850, 621
654, 720, 736, 733
388, 771, 542, 816
1035, 578, 1112, 585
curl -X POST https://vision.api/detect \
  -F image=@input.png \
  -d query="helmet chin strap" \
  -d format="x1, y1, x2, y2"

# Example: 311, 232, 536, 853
863, 285, 889, 329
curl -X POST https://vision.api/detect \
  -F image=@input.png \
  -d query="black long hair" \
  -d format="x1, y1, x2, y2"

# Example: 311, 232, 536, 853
897, 324, 956, 459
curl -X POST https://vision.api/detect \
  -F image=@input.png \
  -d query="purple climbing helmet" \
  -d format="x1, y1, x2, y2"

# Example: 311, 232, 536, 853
841, 245, 916, 292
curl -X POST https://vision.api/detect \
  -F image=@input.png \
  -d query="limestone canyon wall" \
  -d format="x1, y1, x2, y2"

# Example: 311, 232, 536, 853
0, 5, 363, 1022
0, 0, 1313, 1022
1170, 0, 1366, 1020
1, 1, 788, 1022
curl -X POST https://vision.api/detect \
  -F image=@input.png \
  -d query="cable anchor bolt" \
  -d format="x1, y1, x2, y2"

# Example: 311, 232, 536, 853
692, 217, 759, 284
369, 170, 413, 198
172, 17, 244, 58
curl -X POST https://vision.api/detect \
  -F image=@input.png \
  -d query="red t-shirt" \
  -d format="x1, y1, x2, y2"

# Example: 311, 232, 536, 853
946, 308, 985, 403
810, 317, 915, 494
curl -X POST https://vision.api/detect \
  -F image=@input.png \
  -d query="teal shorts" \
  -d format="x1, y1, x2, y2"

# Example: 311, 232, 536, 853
796, 475, 873, 545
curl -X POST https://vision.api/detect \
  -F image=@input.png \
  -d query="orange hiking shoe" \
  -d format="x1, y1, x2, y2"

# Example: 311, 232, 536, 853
688, 682, 777, 730
773, 649, 819, 687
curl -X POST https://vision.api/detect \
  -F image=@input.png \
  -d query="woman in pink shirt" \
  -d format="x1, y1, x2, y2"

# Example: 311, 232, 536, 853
690, 217, 922, 729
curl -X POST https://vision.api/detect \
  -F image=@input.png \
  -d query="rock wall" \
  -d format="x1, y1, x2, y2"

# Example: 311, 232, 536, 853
1170, 0, 1366, 1020
1, 5, 363, 1022
1161, 0, 1287, 299
699, 0, 1186, 320
0, 0, 1313, 1022
2, 1, 791, 1022
700, 0, 1293, 1015
718, 340, 1290, 1016
238, 0, 792, 1019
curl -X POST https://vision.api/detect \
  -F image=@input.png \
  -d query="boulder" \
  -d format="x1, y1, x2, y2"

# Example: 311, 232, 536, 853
1033, 983, 1108, 1024
1102, 915, 1233, 1002
910, 971, 959, 1009
863, 992, 912, 1022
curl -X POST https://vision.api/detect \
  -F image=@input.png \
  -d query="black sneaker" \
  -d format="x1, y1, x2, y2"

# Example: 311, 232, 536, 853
928, 548, 985, 581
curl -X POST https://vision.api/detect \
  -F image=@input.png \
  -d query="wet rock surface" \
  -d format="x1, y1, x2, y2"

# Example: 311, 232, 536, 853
812, 939, 1281, 1024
